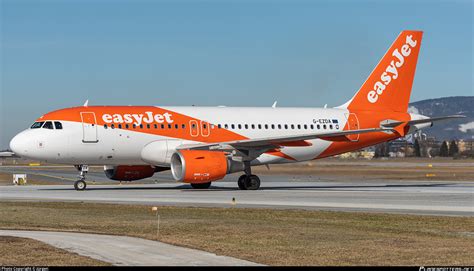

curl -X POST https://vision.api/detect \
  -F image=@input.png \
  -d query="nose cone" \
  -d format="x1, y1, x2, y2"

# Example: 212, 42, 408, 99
10, 132, 28, 156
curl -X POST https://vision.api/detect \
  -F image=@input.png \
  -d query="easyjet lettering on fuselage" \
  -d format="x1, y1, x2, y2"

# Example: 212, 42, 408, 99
367, 35, 418, 104
102, 112, 174, 125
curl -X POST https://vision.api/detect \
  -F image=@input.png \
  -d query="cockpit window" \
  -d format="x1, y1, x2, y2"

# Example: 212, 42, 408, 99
31, 122, 44, 129
54, 121, 63, 129
43, 121, 54, 129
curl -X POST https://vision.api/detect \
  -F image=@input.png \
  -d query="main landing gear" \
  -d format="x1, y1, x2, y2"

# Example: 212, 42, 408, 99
74, 165, 88, 191
237, 161, 261, 190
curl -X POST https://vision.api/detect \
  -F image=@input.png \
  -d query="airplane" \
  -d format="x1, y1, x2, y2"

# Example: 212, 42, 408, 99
8, 30, 464, 191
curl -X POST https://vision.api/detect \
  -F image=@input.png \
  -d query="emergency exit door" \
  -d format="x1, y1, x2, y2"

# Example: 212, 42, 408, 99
81, 112, 98, 143
345, 113, 360, 142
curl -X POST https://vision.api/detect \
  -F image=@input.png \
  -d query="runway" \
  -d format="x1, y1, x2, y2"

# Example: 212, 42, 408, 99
0, 230, 260, 266
1, 174, 472, 216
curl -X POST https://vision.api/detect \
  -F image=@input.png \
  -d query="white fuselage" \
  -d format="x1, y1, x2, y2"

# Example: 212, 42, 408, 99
11, 106, 357, 166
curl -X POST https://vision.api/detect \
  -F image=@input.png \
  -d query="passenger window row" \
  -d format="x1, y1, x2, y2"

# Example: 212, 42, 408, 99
103, 123, 336, 130
104, 123, 186, 130
30, 121, 63, 130
216, 123, 335, 130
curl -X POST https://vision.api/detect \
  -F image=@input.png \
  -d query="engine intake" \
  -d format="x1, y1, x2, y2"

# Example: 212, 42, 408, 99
170, 150, 244, 183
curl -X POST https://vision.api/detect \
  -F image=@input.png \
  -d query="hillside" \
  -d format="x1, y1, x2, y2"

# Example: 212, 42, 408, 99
408, 96, 474, 140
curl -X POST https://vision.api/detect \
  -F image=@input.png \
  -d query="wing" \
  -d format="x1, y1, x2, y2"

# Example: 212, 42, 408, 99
177, 127, 392, 152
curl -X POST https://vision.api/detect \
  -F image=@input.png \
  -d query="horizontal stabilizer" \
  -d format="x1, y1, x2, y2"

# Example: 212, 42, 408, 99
0, 151, 16, 157
381, 115, 466, 128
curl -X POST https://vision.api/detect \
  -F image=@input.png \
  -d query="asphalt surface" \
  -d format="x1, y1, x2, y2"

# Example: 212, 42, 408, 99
0, 230, 261, 266
1, 169, 472, 216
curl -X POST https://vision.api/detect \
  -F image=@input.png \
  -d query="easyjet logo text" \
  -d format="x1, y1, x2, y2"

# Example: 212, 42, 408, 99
102, 112, 174, 125
367, 35, 418, 104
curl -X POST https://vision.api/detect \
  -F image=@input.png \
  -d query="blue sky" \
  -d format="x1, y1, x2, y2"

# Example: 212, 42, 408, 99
1, 0, 472, 148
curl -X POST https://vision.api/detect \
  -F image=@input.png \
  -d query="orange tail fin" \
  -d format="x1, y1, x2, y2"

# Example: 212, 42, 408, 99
340, 30, 423, 113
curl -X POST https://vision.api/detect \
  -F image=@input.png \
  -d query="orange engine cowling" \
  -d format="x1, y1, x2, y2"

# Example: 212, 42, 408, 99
104, 165, 166, 181
170, 150, 231, 183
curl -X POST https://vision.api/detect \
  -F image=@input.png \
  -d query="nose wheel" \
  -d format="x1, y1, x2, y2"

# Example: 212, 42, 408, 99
74, 165, 88, 191
74, 179, 87, 191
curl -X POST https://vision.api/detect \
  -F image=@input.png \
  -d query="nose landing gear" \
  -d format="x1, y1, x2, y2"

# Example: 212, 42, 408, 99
74, 165, 88, 191
237, 162, 261, 190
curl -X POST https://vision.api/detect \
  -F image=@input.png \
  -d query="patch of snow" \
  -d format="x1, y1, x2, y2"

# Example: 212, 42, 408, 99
459, 122, 474, 133
407, 106, 419, 114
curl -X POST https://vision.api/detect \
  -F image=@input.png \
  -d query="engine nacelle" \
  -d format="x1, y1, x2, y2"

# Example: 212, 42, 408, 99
170, 150, 244, 183
104, 165, 159, 181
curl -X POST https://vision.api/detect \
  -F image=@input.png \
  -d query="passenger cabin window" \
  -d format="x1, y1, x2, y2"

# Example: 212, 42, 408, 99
31, 122, 44, 129
43, 121, 54, 129
54, 122, 63, 129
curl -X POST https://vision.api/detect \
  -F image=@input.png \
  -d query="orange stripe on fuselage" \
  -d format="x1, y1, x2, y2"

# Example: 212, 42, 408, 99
38, 106, 246, 143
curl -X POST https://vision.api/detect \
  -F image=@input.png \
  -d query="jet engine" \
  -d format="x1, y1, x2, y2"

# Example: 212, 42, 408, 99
104, 165, 168, 181
170, 150, 244, 183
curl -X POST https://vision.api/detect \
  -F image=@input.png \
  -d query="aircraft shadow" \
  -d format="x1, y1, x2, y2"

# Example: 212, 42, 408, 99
37, 182, 455, 192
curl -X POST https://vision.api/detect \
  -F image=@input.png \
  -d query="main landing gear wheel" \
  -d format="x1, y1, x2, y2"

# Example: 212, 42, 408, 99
74, 179, 87, 191
238, 175, 261, 190
191, 182, 212, 189
238, 175, 247, 190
